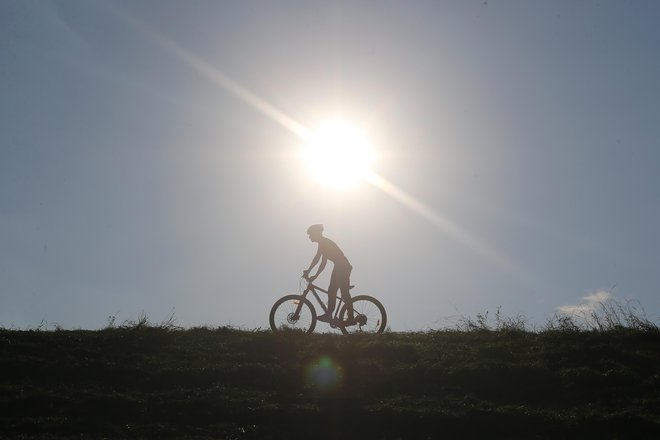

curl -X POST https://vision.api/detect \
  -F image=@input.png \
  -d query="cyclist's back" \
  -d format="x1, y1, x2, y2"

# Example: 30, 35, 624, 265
317, 236, 350, 268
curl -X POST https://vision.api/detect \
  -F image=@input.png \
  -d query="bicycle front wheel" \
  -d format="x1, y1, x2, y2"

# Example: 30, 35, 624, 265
269, 295, 317, 333
338, 295, 387, 334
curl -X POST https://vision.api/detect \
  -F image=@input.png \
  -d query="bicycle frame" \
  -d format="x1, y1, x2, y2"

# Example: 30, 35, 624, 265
296, 280, 348, 322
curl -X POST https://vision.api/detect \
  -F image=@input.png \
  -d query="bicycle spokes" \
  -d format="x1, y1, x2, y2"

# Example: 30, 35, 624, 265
338, 295, 387, 334
270, 295, 316, 333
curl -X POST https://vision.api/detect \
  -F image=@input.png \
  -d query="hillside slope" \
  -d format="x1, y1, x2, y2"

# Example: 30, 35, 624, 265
1, 327, 659, 439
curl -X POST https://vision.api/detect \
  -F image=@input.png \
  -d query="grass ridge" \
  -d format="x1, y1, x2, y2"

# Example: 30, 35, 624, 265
1, 317, 659, 439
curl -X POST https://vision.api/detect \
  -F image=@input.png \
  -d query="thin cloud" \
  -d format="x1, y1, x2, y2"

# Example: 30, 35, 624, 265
557, 290, 612, 315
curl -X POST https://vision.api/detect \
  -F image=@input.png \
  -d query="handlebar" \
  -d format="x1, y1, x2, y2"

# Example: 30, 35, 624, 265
301, 273, 320, 286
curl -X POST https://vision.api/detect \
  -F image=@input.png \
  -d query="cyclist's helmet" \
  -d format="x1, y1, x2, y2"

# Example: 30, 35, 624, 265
307, 224, 324, 235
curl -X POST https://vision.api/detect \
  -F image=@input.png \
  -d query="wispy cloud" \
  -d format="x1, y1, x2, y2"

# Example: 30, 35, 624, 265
557, 290, 612, 315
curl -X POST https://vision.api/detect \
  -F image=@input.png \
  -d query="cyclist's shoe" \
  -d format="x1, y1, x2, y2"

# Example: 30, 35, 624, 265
343, 315, 367, 327
317, 313, 333, 323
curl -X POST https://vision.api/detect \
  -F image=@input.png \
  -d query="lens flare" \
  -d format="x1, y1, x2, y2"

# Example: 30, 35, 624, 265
109, 4, 528, 280
305, 356, 343, 390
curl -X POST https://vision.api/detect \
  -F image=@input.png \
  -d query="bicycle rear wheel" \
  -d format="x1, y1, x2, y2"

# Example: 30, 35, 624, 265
338, 295, 387, 334
269, 295, 317, 333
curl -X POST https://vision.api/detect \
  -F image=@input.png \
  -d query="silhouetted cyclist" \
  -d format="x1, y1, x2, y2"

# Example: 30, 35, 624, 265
303, 224, 355, 324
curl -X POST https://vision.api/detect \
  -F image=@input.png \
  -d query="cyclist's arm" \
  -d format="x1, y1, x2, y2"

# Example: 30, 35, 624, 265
314, 255, 327, 278
304, 250, 322, 278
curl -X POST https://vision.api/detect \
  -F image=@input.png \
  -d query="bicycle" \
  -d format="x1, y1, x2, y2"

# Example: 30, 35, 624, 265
269, 275, 387, 334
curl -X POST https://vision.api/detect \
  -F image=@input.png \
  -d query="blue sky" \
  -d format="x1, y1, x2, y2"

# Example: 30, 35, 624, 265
2, 0, 659, 330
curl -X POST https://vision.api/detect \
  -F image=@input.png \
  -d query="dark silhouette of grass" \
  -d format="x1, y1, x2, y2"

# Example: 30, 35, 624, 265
1, 308, 659, 439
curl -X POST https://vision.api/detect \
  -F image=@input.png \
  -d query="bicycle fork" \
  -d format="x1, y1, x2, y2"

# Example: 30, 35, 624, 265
292, 288, 313, 318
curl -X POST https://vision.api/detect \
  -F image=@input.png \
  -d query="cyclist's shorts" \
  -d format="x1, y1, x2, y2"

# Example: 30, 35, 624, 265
329, 263, 352, 292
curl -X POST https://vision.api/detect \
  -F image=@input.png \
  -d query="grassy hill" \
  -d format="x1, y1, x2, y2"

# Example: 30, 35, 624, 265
2, 323, 659, 439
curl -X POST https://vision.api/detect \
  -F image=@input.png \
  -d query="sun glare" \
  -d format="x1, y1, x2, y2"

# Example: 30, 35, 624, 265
300, 120, 375, 188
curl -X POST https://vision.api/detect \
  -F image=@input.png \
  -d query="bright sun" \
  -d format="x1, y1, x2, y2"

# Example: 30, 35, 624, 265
300, 120, 375, 188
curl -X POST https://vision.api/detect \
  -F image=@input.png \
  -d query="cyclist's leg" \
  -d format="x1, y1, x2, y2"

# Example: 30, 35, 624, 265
338, 266, 354, 320
328, 278, 339, 315
326, 267, 341, 316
